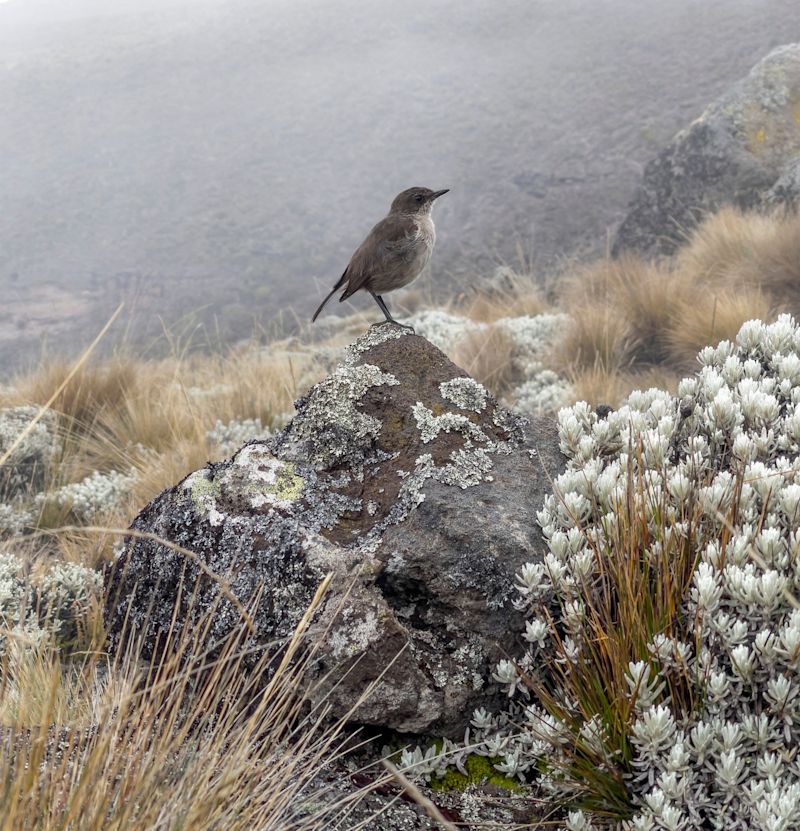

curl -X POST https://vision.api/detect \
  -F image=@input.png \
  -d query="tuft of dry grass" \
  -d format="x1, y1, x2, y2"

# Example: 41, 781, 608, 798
451, 324, 517, 398
675, 205, 779, 285
525, 449, 704, 818
667, 285, 776, 370
554, 304, 636, 380
14, 358, 140, 431
0, 568, 397, 830
552, 208, 800, 404
457, 271, 549, 323
743, 212, 800, 315
557, 255, 691, 370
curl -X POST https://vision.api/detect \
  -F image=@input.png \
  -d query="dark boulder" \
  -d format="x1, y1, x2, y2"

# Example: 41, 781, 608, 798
104, 325, 565, 735
613, 44, 800, 259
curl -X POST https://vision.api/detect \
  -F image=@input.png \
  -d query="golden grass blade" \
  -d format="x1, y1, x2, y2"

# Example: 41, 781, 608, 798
0, 303, 124, 470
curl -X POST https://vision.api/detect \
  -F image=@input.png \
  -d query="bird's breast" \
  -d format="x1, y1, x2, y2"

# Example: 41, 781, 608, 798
415, 216, 436, 247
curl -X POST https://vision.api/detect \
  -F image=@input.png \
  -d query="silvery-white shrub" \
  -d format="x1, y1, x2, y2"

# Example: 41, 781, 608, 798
207, 418, 273, 456
0, 553, 101, 657
481, 315, 800, 829
49, 469, 136, 523
0, 406, 60, 500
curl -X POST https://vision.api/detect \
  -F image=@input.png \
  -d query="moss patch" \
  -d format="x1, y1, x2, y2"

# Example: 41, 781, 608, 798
428, 752, 522, 793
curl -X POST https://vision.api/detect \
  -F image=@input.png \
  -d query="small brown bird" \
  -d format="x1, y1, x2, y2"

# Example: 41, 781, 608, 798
312, 186, 449, 328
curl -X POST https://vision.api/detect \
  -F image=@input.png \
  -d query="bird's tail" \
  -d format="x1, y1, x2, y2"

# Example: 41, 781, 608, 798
311, 274, 346, 322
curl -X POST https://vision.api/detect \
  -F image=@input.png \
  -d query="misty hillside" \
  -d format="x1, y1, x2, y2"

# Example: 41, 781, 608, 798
0, 0, 796, 368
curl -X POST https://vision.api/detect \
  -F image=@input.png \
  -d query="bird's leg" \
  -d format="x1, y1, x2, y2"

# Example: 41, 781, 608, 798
370, 293, 415, 332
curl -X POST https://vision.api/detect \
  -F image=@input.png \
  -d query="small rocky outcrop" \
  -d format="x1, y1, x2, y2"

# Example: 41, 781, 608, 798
614, 43, 800, 258
762, 154, 800, 209
104, 326, 564, 735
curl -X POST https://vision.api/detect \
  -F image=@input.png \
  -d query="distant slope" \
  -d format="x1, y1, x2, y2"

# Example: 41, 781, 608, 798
0, 0, 796, 368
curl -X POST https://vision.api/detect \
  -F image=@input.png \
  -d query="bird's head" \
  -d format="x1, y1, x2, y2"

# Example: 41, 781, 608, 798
389, 186, 449, 216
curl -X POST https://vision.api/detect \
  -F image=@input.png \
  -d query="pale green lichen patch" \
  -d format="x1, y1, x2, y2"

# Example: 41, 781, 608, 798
439, 377, 488, 413
232, 445, 305, 509
184, 469, 224, 525
270, 464, 304, 502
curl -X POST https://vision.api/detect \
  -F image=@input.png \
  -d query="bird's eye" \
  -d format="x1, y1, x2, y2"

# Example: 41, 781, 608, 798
415, 194, 424, 203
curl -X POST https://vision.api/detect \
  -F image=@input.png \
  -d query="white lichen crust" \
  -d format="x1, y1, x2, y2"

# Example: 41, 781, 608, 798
440, 377, 488, 413
407, 310, 573, 416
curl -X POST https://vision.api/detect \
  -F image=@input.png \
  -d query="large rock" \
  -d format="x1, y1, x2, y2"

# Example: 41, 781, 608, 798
614, 44, 800, 258
104, 326, 565, 735
762, 155, 800, 210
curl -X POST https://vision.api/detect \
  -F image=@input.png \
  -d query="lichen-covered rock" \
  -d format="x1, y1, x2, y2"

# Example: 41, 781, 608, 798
761, 154, 800, 210
104, 325, 565, 735
614, 43, 800, 258
406, 309, 573, 417
0, 406, 60, 502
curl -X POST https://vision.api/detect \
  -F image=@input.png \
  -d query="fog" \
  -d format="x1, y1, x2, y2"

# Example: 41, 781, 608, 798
0, 0, 796, 367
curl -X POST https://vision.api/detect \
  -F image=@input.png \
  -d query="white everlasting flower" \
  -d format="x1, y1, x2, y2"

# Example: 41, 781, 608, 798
692, 562, 722, 613
516, 562, 548, 598
565, 810, 595, 831
492, 660, 521, 697
668, 471, 692, 501
559, 491, 592, 527
754, 629, 778, 663
524, 618, 549, 647
631, 706, 676, 754
732, 432, 756, 463
730, 645, 755, 682
715, 749, 745, 790
626, 661, 665, 710
470, 707, 495, 731
778, 353, 800, 385
707, 671, 732, 701
764, 675, 797, 713
778, 616, 800, 662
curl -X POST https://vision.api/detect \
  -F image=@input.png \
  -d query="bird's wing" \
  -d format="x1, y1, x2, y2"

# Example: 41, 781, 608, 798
340, 215, 419, 300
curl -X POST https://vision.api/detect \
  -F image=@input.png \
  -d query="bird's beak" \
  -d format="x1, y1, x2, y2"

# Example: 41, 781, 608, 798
430, 189, 449, 201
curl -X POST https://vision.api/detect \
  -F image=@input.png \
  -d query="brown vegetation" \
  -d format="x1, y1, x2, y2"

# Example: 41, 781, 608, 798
0, 574, 398, 830
452, 324, 517, 398
552, 207, 797, 406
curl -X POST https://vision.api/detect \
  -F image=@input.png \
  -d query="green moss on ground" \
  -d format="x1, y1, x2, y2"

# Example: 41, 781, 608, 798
429, 752, 522, 792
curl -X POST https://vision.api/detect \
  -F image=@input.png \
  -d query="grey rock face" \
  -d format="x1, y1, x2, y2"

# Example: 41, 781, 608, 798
104, 326, 565, 735
762, 155, 800, 210
614, 44, 800, 258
